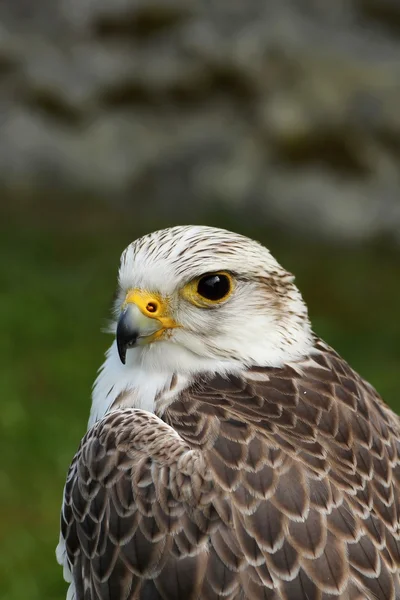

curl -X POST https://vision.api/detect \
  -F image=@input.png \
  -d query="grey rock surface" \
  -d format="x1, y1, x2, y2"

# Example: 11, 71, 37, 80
1, 0, 400, 241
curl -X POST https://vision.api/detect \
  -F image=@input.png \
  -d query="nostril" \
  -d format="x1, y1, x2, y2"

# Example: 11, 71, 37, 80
146, 301, 158, 314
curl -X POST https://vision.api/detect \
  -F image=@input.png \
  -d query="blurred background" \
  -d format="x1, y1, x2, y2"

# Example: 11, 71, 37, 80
1, 1, 400, 598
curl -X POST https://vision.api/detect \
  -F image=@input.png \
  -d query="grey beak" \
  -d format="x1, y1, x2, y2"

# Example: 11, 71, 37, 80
116, 306, 139, 364
116, 303, 163, 364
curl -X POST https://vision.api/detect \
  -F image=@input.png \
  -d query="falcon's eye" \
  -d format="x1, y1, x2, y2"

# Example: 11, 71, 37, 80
197, 273, 231, 301
181, 271, 234, 307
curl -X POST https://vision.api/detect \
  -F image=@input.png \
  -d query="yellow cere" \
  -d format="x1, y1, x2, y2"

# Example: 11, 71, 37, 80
124, 289, 179, 330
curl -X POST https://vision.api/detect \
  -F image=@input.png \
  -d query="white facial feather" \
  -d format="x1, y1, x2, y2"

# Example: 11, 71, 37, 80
90, 225, 313, 427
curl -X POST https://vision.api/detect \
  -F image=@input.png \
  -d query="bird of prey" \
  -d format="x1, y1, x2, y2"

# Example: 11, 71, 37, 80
57, 225, 400, 600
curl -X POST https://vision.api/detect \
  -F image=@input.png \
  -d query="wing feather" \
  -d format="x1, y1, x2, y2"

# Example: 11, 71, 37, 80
60, 339, 400, 599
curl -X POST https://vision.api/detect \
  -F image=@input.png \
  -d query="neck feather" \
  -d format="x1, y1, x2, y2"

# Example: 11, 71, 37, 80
89, 316, 313, 429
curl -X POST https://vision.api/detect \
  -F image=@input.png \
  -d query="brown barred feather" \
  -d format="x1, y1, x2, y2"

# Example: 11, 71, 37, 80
61, 339, 400, 599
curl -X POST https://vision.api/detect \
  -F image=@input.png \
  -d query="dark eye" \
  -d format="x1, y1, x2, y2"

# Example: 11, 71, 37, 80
197, 273, 231, 301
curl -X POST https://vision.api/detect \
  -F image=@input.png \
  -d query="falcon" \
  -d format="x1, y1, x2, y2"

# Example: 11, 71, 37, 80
57, 225, 400, 600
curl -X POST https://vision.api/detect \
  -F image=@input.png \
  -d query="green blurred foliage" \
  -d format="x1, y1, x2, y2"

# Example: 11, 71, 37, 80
0, 198, 399, 599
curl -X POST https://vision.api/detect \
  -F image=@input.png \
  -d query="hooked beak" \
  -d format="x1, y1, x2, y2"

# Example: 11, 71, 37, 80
116, 290, 179, 364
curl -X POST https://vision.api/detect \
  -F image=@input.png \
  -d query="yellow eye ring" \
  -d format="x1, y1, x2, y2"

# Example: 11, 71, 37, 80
181, 271, 234, 307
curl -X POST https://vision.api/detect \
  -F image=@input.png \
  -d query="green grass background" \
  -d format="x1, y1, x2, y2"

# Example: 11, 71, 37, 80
1, 198, 399, 599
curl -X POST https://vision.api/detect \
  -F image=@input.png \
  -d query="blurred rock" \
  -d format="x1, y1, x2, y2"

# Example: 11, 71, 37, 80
1, 0, 400, 242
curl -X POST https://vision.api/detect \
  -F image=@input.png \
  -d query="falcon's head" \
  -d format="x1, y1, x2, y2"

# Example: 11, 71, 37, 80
111, 226, 312, 372
90, 226, 313, 425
